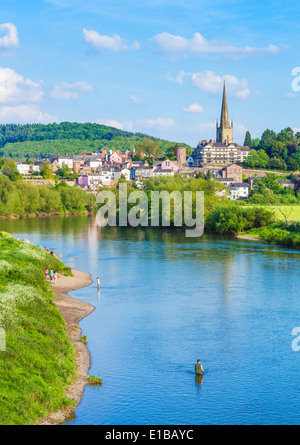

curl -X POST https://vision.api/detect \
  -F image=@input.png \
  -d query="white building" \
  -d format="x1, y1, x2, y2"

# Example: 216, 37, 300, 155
228, 183, 249, 200
17, 164, 40, 175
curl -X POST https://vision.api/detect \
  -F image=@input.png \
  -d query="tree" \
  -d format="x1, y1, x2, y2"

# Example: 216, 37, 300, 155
269, 157, 287, 170
243, 149, 269, 169
41, 162, 53, 180
270, 141, 288, 160
55, 164, 77, 180
135, 138, 163, 160
258, 129, 277, 156
1, 160, 21, 181
243, 131, 252, 146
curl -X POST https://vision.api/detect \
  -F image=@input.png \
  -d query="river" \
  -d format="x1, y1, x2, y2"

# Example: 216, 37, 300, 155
1, 215, 300, 425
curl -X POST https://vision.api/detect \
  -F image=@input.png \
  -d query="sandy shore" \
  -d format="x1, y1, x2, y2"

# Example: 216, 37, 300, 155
39, 268, 95, 425
236, 234, 260, 241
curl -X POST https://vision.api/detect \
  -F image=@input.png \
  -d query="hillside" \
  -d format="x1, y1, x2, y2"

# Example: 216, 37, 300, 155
0, 123, 191, 159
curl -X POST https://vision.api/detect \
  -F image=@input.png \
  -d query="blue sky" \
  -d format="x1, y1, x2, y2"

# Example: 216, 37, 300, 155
0, 0, 300, 146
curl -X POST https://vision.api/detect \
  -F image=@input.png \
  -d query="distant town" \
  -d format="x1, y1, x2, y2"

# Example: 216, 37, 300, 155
8, 82, 298, 202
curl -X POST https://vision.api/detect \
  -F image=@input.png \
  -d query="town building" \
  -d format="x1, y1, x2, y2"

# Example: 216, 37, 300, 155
192, 82, 250, 166
228, 183, 249, 200
176, 146, 187, 166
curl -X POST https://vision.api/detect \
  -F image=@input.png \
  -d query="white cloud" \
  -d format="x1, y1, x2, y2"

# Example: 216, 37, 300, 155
183, 103, 204, 113
83, 29, 140, 52
95, 119, 134, 132
137, 117, 175, 129
130, 95, 141, 104
151, 32, 279, 57
51, 81, 93, 99
95, 117, 175, 132
0, 68, 43, 103
167, 70, 186, 85
0, 23, 19, 50
169, 69, 250, 99
0, 105, 55, 124
283, 92, 296, 99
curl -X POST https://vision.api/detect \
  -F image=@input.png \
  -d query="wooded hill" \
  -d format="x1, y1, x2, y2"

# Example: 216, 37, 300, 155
0, 122, 191, 159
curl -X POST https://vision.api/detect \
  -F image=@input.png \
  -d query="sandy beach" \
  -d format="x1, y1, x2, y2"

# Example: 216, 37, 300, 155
236, 234, 260, 241
39, 268, 95, 425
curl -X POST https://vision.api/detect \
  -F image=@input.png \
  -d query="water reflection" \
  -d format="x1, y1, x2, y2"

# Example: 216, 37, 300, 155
195, 374, 204, 386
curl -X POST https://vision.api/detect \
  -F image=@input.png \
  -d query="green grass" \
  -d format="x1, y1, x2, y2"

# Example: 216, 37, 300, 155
86, 376, 102, 386
0, 231, 76, 425
251, 205, 300, 221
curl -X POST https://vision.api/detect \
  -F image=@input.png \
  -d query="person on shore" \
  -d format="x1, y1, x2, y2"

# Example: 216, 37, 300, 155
49, 269, 53, 285
53, 271, 57, 285
45, 268, 49, 281
195, 359, 204, 376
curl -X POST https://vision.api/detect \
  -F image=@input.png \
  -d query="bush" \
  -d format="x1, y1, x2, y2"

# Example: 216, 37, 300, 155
206, 205, 275, 235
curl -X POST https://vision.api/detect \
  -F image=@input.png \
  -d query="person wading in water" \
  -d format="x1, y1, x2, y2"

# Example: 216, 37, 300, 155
195, 359, 204, 375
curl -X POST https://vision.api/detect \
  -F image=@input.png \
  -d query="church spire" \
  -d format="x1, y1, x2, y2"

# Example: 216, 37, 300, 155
220, 81, 229, 127
216, 80, 233, 144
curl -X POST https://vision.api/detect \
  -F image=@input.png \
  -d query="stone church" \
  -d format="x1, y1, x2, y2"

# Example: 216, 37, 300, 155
192, 82, 250, 166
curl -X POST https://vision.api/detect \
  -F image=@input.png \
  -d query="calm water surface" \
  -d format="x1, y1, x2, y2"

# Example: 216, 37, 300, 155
1, 215, 300, 425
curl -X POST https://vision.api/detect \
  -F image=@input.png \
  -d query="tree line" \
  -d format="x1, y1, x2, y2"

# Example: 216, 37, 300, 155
243, 128, 300, 171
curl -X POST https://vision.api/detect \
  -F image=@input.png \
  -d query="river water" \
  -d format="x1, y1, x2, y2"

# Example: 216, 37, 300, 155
1, 215, 300, 425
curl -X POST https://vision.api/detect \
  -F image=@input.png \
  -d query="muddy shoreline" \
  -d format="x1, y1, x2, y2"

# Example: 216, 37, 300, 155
39, 268, 94, 425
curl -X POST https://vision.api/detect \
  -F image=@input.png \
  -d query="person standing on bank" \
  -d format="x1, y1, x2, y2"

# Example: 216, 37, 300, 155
195, 359, 204, 375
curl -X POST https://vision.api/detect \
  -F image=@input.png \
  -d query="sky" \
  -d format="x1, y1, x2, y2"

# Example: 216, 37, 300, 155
0, 0, 300, 146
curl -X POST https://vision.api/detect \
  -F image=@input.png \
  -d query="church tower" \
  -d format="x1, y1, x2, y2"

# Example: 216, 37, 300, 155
216, 81, 233, 144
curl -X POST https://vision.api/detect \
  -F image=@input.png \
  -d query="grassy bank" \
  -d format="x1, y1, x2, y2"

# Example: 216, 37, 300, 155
249, 205, 300, 222
0, 232, 76, 425
240, 221, 300, 247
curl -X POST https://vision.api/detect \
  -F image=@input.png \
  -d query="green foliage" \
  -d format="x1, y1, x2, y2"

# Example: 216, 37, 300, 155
243, 149, 270, 168
0, 175, 96, 217
206, 204, 275, 234
87, 376, 102, 386
41, 162, 53, 180
243, 131, 252, 146
244, 127, 300, 171
0, 233, 74, 424
247, 173, 300, 205
0, 160, 21, 182
0, 123, 192, 159
135, 138, 163, 160
248, 222, 300, 247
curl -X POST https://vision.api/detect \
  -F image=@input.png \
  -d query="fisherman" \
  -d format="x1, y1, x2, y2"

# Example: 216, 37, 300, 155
195, 359, 204, 375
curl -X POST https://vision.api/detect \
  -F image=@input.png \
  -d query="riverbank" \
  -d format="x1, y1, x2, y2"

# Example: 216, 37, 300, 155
39, 268, 94, 425
0, 232, 95, 425
0, 211, 94, 220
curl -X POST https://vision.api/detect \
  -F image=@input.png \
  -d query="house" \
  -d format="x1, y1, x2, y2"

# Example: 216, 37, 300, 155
217, 177, 235, 187
17, 164, 40, 175
248, 176, 264, 189
228, 183, 249, 200
156, 159, 180, 172
221, 164, 243, 183
131, 166, 155, 180
109, 151, 123, 165
153, 169, 174, 177
186, 156, 195, 167
276, 179, 295, 189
